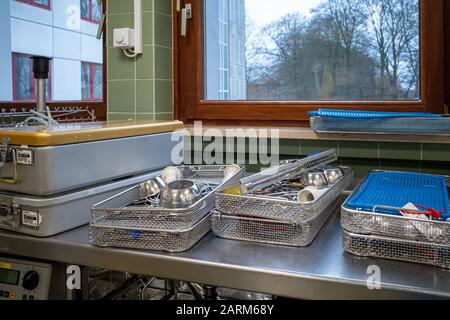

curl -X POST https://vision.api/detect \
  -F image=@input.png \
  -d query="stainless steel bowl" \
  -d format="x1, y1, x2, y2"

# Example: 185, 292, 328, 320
302, 171, 328, 189
323, 167, 344, 185
160, 180, 201, 209
138, 177, 166, 199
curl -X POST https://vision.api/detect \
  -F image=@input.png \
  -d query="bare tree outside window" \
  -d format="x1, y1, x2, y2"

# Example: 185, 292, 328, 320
204, 0, 420, 102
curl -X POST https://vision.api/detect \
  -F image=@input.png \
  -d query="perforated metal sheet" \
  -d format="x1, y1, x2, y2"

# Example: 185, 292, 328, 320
91, 165, 245, 231
343, 231, 450, 269
342, 207, 450, 246
90, 213, 212, 252
311, 116, 450, 135
345, 171, 449, 216
212, 198, 340, 247
217, 168, 352, 223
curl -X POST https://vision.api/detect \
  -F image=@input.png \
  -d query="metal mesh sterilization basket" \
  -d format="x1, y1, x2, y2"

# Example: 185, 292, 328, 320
217, 167, 352, 223
341, 171, 450, 245
91, 165, 245, 231
310, 116, 450, 135
238, 149, 337, 193
212, 198, 340, 247
342, 208, 450, 246
90, 213, 212, 253
343, 231, 450, 269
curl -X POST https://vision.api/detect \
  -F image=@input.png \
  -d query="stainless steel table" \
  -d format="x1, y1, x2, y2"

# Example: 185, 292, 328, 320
1, 207, 449, 300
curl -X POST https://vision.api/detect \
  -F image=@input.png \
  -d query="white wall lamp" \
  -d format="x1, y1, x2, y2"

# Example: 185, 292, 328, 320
113, 0, 143, 58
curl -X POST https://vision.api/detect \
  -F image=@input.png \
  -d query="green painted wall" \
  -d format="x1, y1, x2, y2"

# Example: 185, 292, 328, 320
107, 0, 173, 121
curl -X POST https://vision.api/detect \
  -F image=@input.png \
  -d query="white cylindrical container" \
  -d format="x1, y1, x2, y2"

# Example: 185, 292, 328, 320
298, 187, 329, 203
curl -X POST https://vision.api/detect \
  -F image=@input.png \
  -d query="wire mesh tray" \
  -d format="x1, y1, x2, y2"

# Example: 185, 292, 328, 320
342, 208, 450, 246
91, 165, 245, 231
343, 230, 450, 269
310, 116, 450, 135
89, 213, 212, 253
238, 149, 337, 193
212, 198, 340, 247
216, 167, 352, 223
342, 171, 450, 245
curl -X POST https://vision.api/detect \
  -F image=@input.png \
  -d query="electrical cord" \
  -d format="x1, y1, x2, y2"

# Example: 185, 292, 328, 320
123, 48, 139, 58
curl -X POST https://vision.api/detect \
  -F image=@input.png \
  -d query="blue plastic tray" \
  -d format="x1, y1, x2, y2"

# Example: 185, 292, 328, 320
346, 172, 450, 220
309, 109, 442, 119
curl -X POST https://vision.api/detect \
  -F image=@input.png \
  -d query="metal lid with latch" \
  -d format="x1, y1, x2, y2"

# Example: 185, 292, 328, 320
0, 120, 184, 147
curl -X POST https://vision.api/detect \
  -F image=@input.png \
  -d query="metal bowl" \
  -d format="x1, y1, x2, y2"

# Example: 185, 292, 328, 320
138, 177, 166, 199
160, 180, 201, 209
323, 167, 344, 185
302, 171, 328, 189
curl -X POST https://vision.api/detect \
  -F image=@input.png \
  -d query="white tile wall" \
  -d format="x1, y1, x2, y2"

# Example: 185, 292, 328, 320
11, 0, 52, 26
81, 20, 99, 37
52, 58, 81, 101
53, 28, 81, 60
81, 34, 103, 63
53, 0, 81, 31
11, 18, 53, 57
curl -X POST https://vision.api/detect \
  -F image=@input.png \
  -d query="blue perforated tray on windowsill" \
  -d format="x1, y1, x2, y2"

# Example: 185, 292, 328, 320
309, 109, 442, 119
346, 171, 450, 220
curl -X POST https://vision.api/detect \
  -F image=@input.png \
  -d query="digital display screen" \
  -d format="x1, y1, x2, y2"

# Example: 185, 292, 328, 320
0, 268, 20, 285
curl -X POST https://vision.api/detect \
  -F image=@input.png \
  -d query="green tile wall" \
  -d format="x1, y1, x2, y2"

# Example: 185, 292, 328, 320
107, 0, 173, 121
184, 137, 450, 177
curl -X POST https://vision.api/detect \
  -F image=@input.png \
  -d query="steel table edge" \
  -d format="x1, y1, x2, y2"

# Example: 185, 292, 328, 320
0, 233, 447, 300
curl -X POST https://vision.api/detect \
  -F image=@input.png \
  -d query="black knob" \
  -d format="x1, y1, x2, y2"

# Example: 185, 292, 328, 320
22, 271, 40, 291
31, 56, 52, 79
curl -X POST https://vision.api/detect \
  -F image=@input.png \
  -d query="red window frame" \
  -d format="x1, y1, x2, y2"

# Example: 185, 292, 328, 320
81, 0, 101, 23
15, 0, 51, 10
81, 62, 103, 101
12, 53, 52, 102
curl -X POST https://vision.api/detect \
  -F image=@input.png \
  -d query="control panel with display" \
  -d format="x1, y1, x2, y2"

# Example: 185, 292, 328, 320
0, 258, 52, 300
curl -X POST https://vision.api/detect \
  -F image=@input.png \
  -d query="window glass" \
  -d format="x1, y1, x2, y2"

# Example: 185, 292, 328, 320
33, 0, 49, 7
204, 0, 420, 101
16, 0, 50, 9
14, 56, 33, 100
1, 1, 103, 102
93, 64, 103, 99
92, 0, 102, 22
81, 63, 102, 100
81, 0, 90, 19
13, 54, 51, 101
81, 63, 91, 100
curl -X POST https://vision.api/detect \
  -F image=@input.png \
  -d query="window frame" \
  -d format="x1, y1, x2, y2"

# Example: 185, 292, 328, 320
16, 0, 51, 11
81, 0, 101, 24
0, 0, 107, 121
174, 0, 446, 125
12, 52, 52, 101
81, 61, 103, 101
445, 0, 450, 111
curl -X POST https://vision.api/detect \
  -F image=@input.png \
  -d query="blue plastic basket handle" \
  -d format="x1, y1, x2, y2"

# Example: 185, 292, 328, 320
309, 109, 442, 119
